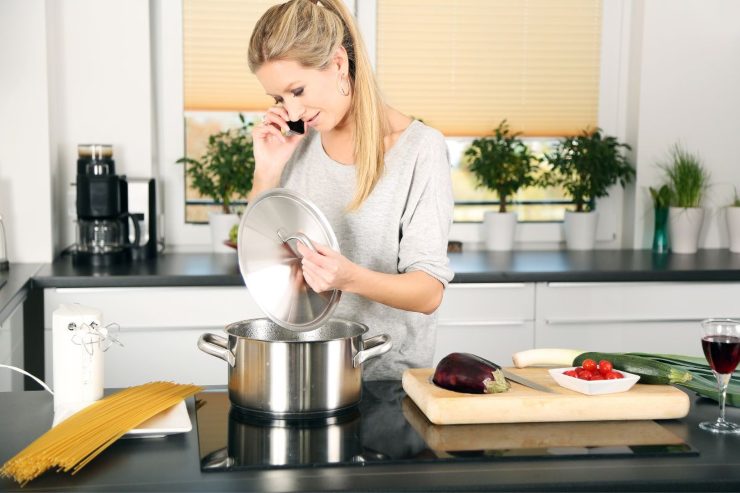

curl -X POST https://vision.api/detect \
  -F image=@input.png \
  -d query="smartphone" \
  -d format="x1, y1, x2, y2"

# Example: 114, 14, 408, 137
283, 120, 305, 137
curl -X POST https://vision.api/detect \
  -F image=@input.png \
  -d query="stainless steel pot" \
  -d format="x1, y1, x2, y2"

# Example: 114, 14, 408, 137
198, 318, 392, 418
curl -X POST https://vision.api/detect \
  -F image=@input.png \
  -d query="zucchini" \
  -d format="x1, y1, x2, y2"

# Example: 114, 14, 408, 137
573, 352, 692, 385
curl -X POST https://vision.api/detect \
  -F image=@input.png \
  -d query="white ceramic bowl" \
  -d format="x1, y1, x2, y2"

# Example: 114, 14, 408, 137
548, 367, 640, 395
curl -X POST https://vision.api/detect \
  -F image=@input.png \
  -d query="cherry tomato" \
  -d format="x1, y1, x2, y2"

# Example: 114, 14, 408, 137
563, 370, 578, 377
578, 370, 594, 380
598, 360, 613, 375
590, 374, 604, 381
605, 371, 622, 380
582, 359, 597, 372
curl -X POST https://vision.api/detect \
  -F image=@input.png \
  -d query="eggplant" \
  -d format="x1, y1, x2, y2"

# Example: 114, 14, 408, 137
432, 352, 511, 394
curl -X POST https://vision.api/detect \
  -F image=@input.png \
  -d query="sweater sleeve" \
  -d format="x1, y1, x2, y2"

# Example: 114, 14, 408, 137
397, 128, 455, 287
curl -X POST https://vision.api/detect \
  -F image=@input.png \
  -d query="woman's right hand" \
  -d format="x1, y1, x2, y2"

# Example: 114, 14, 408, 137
251, 106, 306, 189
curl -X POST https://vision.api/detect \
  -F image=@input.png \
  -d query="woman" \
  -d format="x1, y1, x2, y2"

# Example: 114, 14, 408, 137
247, 0, 453, 380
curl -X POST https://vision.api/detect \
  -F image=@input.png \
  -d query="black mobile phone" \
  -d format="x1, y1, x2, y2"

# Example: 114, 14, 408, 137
285, 119, 305, 136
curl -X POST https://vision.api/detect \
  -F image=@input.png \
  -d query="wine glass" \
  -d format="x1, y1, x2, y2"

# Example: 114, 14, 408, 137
699, 318, 740, 434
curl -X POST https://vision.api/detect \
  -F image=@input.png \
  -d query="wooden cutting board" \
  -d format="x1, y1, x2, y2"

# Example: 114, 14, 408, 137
402, 367, 690, 425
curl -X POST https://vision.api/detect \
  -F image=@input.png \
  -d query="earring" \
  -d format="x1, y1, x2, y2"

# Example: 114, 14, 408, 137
337, 72, 350, 96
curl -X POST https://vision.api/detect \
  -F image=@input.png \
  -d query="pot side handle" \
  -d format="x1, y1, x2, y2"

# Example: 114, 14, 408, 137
353, 334, 392, 368
197, 333, 235, 367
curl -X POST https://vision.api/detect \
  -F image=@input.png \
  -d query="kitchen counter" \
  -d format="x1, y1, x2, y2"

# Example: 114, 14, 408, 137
2, 383, 740, 492
30, 248, 740, 287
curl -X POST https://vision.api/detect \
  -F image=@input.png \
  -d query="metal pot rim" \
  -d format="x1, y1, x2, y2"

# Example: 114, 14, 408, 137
224, 317, 368, 343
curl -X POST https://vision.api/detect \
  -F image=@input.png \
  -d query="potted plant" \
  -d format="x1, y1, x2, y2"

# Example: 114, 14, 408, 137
726, 188, 740, 253
176, 114, 255, 252
543, 128, 634, 250
465, 120, 538, 251
649, 184, 672, 253
659, 144, 710, 254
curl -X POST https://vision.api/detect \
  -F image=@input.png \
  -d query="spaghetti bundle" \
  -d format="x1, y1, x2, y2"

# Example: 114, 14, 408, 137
1, 381, 202, 486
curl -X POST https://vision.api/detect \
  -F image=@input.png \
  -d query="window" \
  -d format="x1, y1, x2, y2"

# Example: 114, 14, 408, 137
180, 0, 603, 224
182, 0, 274, 222
375, 0, 602, 222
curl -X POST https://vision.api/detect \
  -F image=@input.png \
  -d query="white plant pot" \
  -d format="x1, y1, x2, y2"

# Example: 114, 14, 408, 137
726, 207, 740, 253
483, 211, 518, 251
668, 207, 704, 254
208, 212, 239, 253
563, 211, 598, 250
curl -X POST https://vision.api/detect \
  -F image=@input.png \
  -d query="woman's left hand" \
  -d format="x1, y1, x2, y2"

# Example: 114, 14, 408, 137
296, 242, 358, 293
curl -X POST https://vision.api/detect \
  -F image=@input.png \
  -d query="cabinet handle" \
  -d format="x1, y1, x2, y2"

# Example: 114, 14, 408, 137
544, 317, 707, 325
438, 320, 528, 327
450, 283, 528, 289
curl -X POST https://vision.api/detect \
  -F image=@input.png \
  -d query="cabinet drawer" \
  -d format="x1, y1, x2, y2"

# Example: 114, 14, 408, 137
536, 282, 740, 324
535, 320, 703, 357
44, 287, 262, 329
438, 283, 535, 323
434, 322, 535, 366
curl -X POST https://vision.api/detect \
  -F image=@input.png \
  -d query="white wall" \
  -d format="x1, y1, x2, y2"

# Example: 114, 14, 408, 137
628, 0, 740, 249
2, 0, 740, 258
47, 0, 154, 253
0, 0, 54, 263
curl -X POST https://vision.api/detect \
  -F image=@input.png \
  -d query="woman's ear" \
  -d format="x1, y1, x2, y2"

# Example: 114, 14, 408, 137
332, 45, 349, 73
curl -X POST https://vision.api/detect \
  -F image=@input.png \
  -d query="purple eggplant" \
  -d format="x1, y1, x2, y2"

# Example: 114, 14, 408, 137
432, 352, 511, 394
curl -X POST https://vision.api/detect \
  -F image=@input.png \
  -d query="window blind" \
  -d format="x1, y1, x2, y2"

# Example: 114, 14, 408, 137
376, 0, 602, 137
183, 0, 275, 111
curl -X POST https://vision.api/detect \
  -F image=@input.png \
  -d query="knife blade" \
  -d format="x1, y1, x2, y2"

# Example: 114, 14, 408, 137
501, 369, 556, 393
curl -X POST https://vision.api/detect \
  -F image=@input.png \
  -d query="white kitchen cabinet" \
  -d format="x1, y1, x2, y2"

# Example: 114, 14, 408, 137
433, 283, 535, 366
0, 302, 24, 391
43, 287, 263, 387
535, 282, 740, 356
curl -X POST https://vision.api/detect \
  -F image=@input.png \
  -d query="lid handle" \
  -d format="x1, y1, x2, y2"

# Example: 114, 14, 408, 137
277, 230, 317, 257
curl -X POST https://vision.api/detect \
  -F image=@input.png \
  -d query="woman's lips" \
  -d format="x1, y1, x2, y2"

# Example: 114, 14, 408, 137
306, 112, 320, 126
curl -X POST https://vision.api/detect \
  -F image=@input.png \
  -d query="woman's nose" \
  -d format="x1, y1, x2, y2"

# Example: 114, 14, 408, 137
283, 100, 305, 122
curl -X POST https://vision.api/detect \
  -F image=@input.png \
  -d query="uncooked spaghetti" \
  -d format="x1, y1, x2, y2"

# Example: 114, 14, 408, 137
0, 381, 202, 486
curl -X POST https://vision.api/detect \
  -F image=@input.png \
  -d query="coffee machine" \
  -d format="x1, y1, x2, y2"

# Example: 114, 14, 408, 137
74, 144, 159, 266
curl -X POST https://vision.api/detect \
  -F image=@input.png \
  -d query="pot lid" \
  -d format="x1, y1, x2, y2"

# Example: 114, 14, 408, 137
237, 188, 341, 332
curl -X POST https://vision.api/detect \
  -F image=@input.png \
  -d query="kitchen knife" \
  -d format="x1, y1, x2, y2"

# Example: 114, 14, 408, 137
501, 368, 556, 393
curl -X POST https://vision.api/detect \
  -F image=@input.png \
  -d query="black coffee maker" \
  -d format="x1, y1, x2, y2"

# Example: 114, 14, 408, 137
74, 144, 158, 266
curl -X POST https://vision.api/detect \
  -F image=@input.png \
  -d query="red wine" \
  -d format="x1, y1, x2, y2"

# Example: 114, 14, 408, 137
702, 335, 740, 374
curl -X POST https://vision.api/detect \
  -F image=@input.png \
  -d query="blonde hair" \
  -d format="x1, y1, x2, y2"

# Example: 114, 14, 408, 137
248, 0, 387, 211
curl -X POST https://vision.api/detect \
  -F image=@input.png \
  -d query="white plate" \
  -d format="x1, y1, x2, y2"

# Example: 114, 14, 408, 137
548, 367, 640, 395
52, 400, 192, 439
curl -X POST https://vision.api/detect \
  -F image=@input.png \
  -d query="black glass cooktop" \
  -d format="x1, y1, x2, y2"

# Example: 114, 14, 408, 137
195, 382, 697, 472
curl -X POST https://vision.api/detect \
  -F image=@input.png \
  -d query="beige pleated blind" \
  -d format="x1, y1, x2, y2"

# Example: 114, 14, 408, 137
183, 0, 276, 111
376, 0, 602, 137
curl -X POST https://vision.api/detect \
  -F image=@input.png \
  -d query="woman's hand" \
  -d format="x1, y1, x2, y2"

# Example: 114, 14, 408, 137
297, 242, 358, 293
251, 105, 305, 188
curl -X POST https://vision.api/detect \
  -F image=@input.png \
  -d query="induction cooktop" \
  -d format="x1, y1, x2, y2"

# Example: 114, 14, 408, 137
195, 382, 697, 472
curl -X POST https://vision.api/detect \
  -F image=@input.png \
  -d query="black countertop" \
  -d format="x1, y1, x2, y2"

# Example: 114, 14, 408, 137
29, 249, 740, 290
2, 384, 740, 492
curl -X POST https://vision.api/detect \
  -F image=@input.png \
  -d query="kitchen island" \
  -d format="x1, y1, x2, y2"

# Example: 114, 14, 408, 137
2, 382, 740, 492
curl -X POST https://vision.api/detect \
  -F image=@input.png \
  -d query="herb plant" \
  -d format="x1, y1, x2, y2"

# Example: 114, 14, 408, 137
543, 128, 634, 212
659, 144, 709, 208
176, 114, 255, 214
465, 120, 539, 213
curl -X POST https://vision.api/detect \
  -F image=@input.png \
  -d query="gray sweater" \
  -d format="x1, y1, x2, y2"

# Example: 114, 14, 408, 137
280, 120, 454, 380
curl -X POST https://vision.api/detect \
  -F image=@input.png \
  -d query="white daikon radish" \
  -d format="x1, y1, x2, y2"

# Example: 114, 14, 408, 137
511, 348, 584, 368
